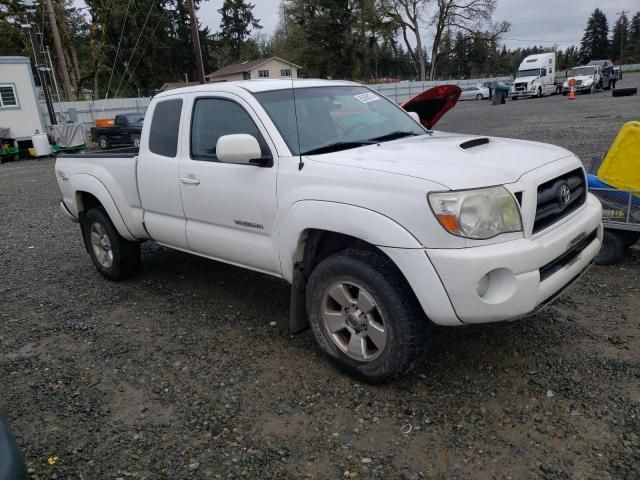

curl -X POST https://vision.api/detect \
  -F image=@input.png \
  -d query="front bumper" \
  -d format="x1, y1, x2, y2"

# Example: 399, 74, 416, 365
425, 194, 602, 324
563, 84, 593, 93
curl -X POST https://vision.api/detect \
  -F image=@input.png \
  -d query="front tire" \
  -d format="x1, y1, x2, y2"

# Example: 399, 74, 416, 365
594, 230, 625, 265
82, 208, 140, 280
306, 249, 429, 383
476, 93, 483, 100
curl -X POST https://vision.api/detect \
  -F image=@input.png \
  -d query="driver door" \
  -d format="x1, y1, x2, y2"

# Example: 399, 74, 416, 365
178, 93, 281, 275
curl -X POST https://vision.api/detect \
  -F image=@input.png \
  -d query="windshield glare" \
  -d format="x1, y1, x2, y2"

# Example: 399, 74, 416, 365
125, 114, 145, 123
516, 68, 540, 78
253, 86, 426, 155
567, 67, 595, 77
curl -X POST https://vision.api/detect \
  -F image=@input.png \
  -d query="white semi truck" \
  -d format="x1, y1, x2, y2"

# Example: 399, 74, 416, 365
511, 53, 558, 100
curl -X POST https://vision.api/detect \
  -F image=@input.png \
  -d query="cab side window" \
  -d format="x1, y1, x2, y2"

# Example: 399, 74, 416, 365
149, 99, 183, 157
191, 98, 267, 162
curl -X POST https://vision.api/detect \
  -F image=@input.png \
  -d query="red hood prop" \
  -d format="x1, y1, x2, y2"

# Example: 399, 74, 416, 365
400, 85, 461, 129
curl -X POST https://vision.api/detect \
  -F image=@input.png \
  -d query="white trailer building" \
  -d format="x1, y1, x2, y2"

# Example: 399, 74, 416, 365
0, 56, 46, 143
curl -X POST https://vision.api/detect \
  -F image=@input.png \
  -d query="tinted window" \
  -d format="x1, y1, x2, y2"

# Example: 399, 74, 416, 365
149, 99, 182, 157
191, 98, 264, 161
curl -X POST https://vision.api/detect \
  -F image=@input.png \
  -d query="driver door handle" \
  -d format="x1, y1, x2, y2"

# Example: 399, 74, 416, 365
181, 176, 200, 185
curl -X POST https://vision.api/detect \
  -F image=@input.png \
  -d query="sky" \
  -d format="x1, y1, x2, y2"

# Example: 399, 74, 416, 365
74, 0, 638, 52
196, 0, 637, 52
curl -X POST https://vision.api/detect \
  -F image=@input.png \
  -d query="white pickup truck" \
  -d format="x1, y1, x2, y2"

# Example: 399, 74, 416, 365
56, 80, 602, 382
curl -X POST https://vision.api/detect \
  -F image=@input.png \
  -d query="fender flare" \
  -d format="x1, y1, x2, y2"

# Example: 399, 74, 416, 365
279, 200, 423, 282
72, 174, 136, 241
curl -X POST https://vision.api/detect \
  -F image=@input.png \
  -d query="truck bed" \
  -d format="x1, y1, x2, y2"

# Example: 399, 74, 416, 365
55, 149, 147, 240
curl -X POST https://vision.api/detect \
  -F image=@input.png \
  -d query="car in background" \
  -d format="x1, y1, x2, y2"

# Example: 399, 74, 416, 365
90, 113, 145, 150
459, 86, 489, 100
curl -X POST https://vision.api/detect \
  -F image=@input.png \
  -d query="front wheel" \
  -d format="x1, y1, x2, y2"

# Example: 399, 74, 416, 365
82, 208, 140, 280
594, 230, 625, 265
306, 249, 429, 383
476, 93, 483, 100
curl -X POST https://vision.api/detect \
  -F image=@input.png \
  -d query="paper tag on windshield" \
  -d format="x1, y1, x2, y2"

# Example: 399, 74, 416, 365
354, 92, 380, 103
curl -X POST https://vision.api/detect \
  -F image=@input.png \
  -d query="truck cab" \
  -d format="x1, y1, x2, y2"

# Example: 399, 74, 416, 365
562, 65, 600, 95
511, 53, 557, 99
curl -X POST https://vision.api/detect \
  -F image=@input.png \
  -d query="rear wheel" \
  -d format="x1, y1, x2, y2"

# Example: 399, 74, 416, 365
306, 249, 429, 383
476, 93, 483, 100
98, 135, 109, 150
82, 208, 140, 280
594, 230, 625, 265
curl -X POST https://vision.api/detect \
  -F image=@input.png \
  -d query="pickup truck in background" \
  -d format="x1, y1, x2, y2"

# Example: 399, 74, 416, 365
90, 113, 144, 150
55, 80, 602, 382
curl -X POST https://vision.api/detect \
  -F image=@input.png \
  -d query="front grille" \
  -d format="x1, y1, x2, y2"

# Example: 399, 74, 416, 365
515, 82, 527, 91
576, 79, 583, 85
533, 168, 586, 234
539, 229, 597, 282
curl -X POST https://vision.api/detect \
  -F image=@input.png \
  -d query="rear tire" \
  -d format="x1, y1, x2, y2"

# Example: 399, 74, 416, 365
476, 94, 483, 100
82, 208, 140, 280
594, 230, 625, 265
306, 249, 429, 383
98, 135, 109, 150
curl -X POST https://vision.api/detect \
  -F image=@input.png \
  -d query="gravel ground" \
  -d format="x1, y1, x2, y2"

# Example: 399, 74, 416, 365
1, 75, 639, 479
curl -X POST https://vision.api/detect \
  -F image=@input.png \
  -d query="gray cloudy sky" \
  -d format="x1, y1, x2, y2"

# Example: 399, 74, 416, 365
197, 0, 637, 51
74, 0, 637, 51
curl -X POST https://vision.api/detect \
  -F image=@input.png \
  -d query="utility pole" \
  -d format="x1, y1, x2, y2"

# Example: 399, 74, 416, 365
616, 10, 629, 68
187, 0, 205, 84
22, 24, 56, 125
44, 0, 74, 101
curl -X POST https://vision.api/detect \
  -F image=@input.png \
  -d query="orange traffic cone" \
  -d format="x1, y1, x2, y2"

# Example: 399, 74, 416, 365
568, 79, 576, 100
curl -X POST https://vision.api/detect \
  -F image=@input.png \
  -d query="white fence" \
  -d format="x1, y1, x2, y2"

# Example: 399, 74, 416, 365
42, 97, 151, 125
369, 76, 512, 103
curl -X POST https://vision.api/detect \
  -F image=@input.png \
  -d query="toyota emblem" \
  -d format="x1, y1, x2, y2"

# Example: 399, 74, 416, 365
558, 184, 571, 207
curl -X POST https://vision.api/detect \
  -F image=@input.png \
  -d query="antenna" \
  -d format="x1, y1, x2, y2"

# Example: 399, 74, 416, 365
290, 75, 304, 170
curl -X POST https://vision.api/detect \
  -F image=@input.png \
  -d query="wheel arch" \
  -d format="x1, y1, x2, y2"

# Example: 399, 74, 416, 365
281, 201, 425, 333
73, 174, 136, 241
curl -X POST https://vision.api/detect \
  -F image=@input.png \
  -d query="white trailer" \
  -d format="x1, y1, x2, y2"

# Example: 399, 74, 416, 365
511, 53, 557, 100
0, 56, 46, 143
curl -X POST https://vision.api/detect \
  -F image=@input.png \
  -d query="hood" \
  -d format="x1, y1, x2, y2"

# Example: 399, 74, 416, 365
308, 133, 574, 190
400, 85, 461, 129
514, 76, 539, 84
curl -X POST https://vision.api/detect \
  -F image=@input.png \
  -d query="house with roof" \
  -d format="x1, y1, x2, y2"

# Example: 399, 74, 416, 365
205, 57, 301, 82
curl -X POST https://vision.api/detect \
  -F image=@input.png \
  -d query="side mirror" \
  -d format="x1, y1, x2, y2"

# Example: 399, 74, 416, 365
407, 111, 421, 124
216, 134, 271, 166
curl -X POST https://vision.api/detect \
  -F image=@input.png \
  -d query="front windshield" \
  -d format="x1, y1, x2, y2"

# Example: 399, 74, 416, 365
516, 68, 540, 78
567, 67, 595, 77
253, 86, 426, 155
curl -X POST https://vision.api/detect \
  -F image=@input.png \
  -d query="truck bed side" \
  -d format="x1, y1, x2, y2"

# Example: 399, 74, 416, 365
55, 149, 148, 240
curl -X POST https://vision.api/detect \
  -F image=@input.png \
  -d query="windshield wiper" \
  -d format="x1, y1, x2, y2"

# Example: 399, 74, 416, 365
367, 131, 420, 142
301, 141, 376, 156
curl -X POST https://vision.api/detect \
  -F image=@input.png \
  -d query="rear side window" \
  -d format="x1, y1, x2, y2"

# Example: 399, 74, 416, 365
149, 99, 182, 157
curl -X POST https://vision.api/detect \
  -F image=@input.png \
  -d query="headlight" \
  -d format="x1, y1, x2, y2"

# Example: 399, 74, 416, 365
428, 186, 523, 239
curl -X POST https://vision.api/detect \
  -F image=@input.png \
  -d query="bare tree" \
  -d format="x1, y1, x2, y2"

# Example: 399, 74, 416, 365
381, 0, 431, 80
429, 0, 508, 80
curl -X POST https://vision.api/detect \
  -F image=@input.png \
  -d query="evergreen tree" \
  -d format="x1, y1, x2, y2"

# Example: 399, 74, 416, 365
579, 8, 610, 62
217, 0, 262, 63
611, 13, 629, 63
